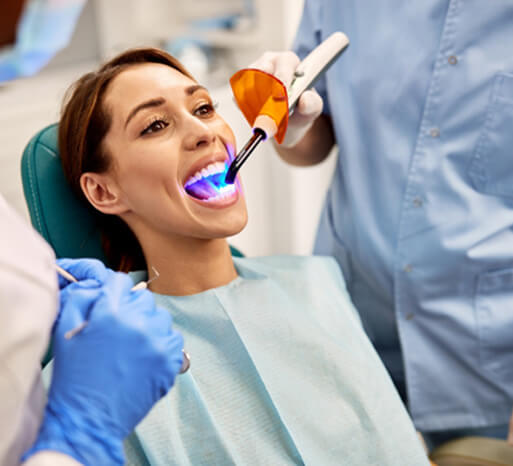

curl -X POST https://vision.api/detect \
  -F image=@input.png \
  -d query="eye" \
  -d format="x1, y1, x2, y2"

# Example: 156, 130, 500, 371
141, 119, 169, 136
194, 102, 216, 118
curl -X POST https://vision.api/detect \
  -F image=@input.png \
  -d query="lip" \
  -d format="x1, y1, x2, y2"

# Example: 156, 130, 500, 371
182, 151, 231, 187
187, 188, 239, 209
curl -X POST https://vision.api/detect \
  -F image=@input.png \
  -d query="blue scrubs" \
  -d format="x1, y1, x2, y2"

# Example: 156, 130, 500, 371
124, 256, 428, 465
294, 0, 513, 435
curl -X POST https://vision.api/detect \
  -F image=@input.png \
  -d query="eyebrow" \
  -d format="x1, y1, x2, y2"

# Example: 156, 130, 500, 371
186, 84, 208, 95
124, 85, 209, 129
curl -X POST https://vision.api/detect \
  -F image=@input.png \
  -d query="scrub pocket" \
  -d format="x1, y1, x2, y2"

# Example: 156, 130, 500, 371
475, 267, 513, 380
468, 72, 513, 198
315, 191, 353, 286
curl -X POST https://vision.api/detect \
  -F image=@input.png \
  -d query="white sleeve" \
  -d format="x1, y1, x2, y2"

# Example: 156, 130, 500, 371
22, 451, 83, 466
0, 195, 58, 465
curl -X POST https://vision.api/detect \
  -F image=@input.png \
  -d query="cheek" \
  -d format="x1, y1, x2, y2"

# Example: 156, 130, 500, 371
116, 146, 179, 188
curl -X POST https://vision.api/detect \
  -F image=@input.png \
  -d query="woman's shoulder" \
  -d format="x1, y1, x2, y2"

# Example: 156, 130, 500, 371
236, 255, 348, 290
240, 254, 335, 268
235, 255, 362, 330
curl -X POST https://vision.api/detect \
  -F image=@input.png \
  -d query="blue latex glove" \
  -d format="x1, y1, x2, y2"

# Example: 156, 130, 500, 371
24, 259, 184, 465
55, 258, 109, 290
52, 258, 109, 332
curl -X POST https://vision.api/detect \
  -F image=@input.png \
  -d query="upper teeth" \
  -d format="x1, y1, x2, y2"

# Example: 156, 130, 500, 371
185, 162, 226, 186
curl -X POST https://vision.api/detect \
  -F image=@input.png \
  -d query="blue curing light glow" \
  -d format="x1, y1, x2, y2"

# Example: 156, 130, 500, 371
185, 161, 236, 200
205, 167, 230, 192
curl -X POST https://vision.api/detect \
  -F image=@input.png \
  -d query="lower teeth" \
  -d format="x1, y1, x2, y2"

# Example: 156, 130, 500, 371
185, 174, 236, 201
205, 187, 236, 202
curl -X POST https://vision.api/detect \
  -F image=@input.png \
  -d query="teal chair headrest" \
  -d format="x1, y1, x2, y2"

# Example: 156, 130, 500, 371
21, 123, 108, 261
20, 123, 243, 262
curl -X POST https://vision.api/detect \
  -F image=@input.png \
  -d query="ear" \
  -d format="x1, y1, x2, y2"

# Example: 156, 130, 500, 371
80, 172, 129, 215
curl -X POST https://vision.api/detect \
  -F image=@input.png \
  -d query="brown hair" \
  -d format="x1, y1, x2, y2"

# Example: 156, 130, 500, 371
59, 48, 194, 272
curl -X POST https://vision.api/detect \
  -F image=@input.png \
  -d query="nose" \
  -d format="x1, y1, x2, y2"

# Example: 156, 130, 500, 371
182, 113, 216, 151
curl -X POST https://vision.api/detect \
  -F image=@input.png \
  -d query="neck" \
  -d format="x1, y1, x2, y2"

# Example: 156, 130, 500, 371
136, 228, 237, 296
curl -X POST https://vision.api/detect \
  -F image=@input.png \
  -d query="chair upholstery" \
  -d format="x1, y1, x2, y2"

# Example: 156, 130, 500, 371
21, 123, 108, 262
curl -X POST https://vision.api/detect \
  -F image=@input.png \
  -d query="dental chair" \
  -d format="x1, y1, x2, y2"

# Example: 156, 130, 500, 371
20, 123, 243, 364
21, 123, 108, 262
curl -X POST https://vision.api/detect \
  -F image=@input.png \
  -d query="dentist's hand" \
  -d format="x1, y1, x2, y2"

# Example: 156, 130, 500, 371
249, 51, 324, 148
24, 260, 184, 465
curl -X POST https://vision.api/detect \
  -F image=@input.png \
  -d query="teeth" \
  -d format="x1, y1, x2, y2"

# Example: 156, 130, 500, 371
185, 160, 229, 186
219, 184, 236, 194
204, 184, 236, 202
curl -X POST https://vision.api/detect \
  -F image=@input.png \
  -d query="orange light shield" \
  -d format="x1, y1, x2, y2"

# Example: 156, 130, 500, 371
229, 68, 289, 144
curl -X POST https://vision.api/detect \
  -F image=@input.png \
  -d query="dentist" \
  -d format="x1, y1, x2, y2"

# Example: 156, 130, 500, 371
251, 0, 513, 451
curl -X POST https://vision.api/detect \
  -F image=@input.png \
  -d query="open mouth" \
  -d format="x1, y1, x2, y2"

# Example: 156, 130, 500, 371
184, 161, 237, 202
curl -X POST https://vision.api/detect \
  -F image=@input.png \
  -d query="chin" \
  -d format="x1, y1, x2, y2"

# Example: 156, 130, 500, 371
208, 210, 248, 238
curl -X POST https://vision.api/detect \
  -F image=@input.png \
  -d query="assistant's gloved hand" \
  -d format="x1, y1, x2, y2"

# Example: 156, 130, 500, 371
55, 258, 109, 290
52, 258, 110, 333
249, 51, 324, 148
23, 259, 184, 465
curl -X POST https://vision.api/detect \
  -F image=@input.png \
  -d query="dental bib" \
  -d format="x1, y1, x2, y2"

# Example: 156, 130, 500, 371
124, 256, 429, 466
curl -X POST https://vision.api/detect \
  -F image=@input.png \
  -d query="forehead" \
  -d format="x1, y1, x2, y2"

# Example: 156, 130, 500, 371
105, 62, 196, 109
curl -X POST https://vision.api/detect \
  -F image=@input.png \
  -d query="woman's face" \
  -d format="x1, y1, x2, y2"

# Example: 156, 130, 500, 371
96, 62, 247, 240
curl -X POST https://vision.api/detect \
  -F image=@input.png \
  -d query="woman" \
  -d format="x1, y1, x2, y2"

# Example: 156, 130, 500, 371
57, 48, 428, 465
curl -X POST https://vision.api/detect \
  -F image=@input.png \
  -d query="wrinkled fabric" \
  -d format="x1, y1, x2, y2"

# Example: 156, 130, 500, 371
125, 256, 428, 466
0, 194, 57, 465
0, 0, 86, 81
295, 0, 513, 431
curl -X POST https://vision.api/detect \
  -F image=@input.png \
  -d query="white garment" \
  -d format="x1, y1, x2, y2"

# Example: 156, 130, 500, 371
23, 452, 82, 466
0, 195, 79, 466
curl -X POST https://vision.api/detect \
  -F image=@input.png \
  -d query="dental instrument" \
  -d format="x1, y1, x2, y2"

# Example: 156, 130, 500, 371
55, 264, 191, 373
224, 31, 349, 184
